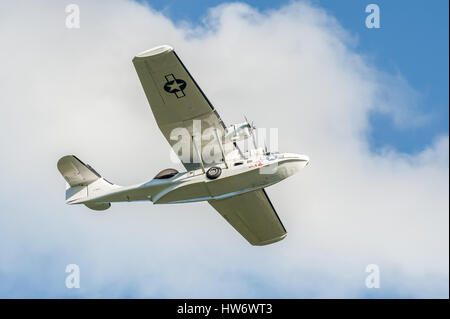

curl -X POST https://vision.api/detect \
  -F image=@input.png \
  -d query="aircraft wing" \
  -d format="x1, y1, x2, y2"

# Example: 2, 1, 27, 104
133, 45, 232, 171
208, 189, 287, 245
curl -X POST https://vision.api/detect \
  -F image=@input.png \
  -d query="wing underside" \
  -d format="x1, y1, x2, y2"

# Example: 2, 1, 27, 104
208, 189, 287, 246
133, 45, 233, 171
133, 46, 286, 245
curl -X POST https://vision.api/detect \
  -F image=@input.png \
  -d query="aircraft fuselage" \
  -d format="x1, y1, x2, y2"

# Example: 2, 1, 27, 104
73, 153, 309, 206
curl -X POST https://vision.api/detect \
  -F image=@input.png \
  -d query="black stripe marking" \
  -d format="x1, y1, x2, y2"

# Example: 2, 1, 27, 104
172, 50, 226, 129
72, 155, 102, 178
262, 188, 287, 232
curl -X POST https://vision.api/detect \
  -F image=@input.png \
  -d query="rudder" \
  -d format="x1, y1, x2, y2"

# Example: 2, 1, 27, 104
57, 155, 101, 187
57, 155, 117, 208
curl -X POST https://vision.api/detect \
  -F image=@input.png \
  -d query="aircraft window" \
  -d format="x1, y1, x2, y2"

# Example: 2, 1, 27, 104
234, 162, 243, 166
154, 168, 179, 179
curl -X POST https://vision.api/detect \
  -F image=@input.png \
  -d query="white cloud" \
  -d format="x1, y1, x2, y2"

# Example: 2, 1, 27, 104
0, 0, 447, 297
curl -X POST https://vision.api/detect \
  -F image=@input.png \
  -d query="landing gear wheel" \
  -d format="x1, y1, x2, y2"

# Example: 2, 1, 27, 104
206, 166, 222, 180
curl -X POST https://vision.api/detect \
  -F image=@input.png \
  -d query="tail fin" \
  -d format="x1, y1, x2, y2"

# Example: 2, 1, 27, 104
57, 155, 117, 210
57, 155, 102, 187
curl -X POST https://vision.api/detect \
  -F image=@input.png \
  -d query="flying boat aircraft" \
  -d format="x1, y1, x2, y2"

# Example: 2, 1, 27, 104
57, 45, 309, 246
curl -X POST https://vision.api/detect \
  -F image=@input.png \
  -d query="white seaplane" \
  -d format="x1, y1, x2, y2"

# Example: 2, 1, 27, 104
57, 45, 309, 246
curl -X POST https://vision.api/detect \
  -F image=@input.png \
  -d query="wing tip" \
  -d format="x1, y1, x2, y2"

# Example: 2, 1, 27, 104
134, 45, 174, 59
252, 233, 288, 246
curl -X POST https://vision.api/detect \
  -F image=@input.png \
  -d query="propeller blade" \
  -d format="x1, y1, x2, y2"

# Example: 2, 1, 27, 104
244, 115, 253, 130
252, 130, 257, 149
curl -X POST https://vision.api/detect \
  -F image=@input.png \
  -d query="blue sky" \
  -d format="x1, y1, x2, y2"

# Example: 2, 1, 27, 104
143, 0, 449, 154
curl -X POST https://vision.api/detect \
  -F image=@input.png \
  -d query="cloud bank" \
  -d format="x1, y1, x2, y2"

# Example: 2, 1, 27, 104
0, 0, 448, 297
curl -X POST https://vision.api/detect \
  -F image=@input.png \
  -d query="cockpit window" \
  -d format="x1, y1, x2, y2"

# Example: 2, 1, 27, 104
154, 168, 179, 179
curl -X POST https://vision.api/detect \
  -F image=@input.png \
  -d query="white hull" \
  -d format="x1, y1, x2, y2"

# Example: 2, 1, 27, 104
69, 154, 309, 206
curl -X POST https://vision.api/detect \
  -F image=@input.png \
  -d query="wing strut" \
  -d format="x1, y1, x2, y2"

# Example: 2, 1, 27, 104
214, 128, 229, 169
192, 135, 205, 173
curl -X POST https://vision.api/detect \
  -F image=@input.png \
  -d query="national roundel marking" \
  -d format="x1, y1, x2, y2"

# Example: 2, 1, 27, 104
163, 74, 187, 98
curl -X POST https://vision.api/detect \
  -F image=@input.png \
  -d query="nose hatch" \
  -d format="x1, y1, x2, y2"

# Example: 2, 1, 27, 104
297, 154, 310, 165
303, 155, 310, 166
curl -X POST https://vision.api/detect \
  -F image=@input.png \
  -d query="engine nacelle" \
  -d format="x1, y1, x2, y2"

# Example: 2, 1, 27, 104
225, 122, 252, 142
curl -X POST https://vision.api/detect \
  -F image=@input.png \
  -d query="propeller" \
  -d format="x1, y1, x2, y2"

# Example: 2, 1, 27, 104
244, 115, 257, 149
251, 131, 258, 150
244, 115, 256, 131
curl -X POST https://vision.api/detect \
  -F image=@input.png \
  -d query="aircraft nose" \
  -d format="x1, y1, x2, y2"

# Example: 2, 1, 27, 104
281, 153, 309, 167
297, 154, 310, 166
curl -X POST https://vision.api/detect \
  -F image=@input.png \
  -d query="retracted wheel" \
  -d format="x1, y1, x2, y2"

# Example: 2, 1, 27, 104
206, 166, 222, 180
